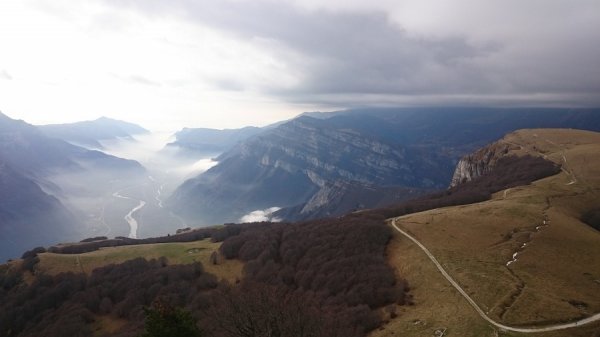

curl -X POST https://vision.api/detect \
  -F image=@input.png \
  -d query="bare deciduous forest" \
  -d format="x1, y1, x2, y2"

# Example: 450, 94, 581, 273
0, 154, 561, 336
1, 217, 405, 336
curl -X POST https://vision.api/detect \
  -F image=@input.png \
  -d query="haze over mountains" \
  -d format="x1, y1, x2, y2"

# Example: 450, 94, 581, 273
2, 1, 600, 335
1, 107, 600, 262
0, 112, 246, 261
167, 126, 263, 155
39, 117, 149, 149
2, 125, 599, 337
0, 112, 145, 260
169, 108, 600, 224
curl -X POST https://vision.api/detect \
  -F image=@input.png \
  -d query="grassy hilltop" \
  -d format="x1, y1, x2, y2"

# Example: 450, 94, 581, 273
2, 128, 599, 337
373, 129, 600, 337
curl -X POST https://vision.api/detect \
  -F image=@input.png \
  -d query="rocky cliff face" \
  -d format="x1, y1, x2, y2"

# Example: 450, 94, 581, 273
274, 180, 424, 221
221, 116, 448, 187
168, 108, 600, 224
166, 126, 262, 155
168, 116, 452, 224
450, 142, 518, 187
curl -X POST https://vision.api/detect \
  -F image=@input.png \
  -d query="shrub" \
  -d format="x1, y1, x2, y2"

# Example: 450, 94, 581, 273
581, 209, 600, 231
140, 300, 202, 337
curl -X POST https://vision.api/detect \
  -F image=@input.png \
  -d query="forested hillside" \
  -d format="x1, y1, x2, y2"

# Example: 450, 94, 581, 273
0, 217, 405, 337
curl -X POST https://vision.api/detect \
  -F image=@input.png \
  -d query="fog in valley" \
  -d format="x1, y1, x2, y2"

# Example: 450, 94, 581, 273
239, 207, 282, 223
46, 132, 220, 241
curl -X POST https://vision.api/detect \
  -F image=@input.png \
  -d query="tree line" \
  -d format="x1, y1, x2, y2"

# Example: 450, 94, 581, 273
1, 216, 406, 336
349, 154, 561, 220
44, 227, 217, 255
2, 154, 558, 336
213, 217, 409, 335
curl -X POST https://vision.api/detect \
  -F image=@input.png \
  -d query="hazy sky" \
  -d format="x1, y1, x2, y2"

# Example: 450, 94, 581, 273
1, 0, 599, 131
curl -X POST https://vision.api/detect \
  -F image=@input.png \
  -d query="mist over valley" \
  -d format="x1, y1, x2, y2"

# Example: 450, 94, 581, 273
0, 114, 227, 260
2, 1, 600, 336
3, 108, 600, 261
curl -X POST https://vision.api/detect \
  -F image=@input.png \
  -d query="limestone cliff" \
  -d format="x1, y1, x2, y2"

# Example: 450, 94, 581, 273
169, 115, 453, 224
168, 108, 600, 224
450, 141, 518, 187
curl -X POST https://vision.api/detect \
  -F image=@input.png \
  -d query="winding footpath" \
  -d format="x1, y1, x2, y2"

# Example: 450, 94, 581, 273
390, 218, 600, 333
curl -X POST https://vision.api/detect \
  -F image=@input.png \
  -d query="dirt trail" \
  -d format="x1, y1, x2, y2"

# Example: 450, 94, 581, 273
390, 218, 600, 333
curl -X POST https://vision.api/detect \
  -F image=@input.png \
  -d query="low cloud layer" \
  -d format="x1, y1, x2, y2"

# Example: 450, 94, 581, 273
1, 0, 599, 130
239, 207, 282, 223
108, 0, 600, 108
0, 70, 12, 80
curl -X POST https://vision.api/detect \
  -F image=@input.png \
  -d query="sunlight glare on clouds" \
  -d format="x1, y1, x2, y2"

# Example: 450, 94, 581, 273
0, 0, 305, 130
0, 0, 599, 129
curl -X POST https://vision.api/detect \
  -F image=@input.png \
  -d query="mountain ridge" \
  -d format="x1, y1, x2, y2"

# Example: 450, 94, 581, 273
0, 112, 146, 261
166, 125, 262, 155
3, 128, 599, 337
375, 128, 600, 337
0, 161, 78, 260
38, 116, 149, 149
169, 107, 600, 224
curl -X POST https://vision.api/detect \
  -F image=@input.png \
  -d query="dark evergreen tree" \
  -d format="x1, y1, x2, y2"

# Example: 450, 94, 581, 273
140, 300, 202, 337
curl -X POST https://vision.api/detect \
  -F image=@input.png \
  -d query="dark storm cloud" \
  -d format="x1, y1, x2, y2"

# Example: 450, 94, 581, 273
106, 0, 600, 106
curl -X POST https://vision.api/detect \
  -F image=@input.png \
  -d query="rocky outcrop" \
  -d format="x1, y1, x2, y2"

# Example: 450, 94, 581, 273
168, 108, 600, 224
450, 142, 516, 188
220, 116, 439, 187
274, 180, 424, 222
168, 116, 453, 224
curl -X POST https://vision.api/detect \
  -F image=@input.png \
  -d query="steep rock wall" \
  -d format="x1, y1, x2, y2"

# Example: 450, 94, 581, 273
450, 142, 517, 187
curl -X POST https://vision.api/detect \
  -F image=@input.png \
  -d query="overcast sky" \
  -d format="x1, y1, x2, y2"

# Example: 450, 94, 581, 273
1, 0, 599, 131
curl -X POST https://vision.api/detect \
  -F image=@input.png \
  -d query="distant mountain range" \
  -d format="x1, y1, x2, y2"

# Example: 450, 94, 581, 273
2, 127, 599, 337
164, 112, 364, 156
0, 161, 76, 261
168, 107, 600, 224
0, 112, 145, 261
0, 113, 144, 178
39, 116, 149, 149
166, 126, 263, 155
4, 107, 600, 259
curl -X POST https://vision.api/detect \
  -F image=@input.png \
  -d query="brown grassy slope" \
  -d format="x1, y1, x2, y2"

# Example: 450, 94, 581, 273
37, 239, 242, 283
373, 129, 600, 337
